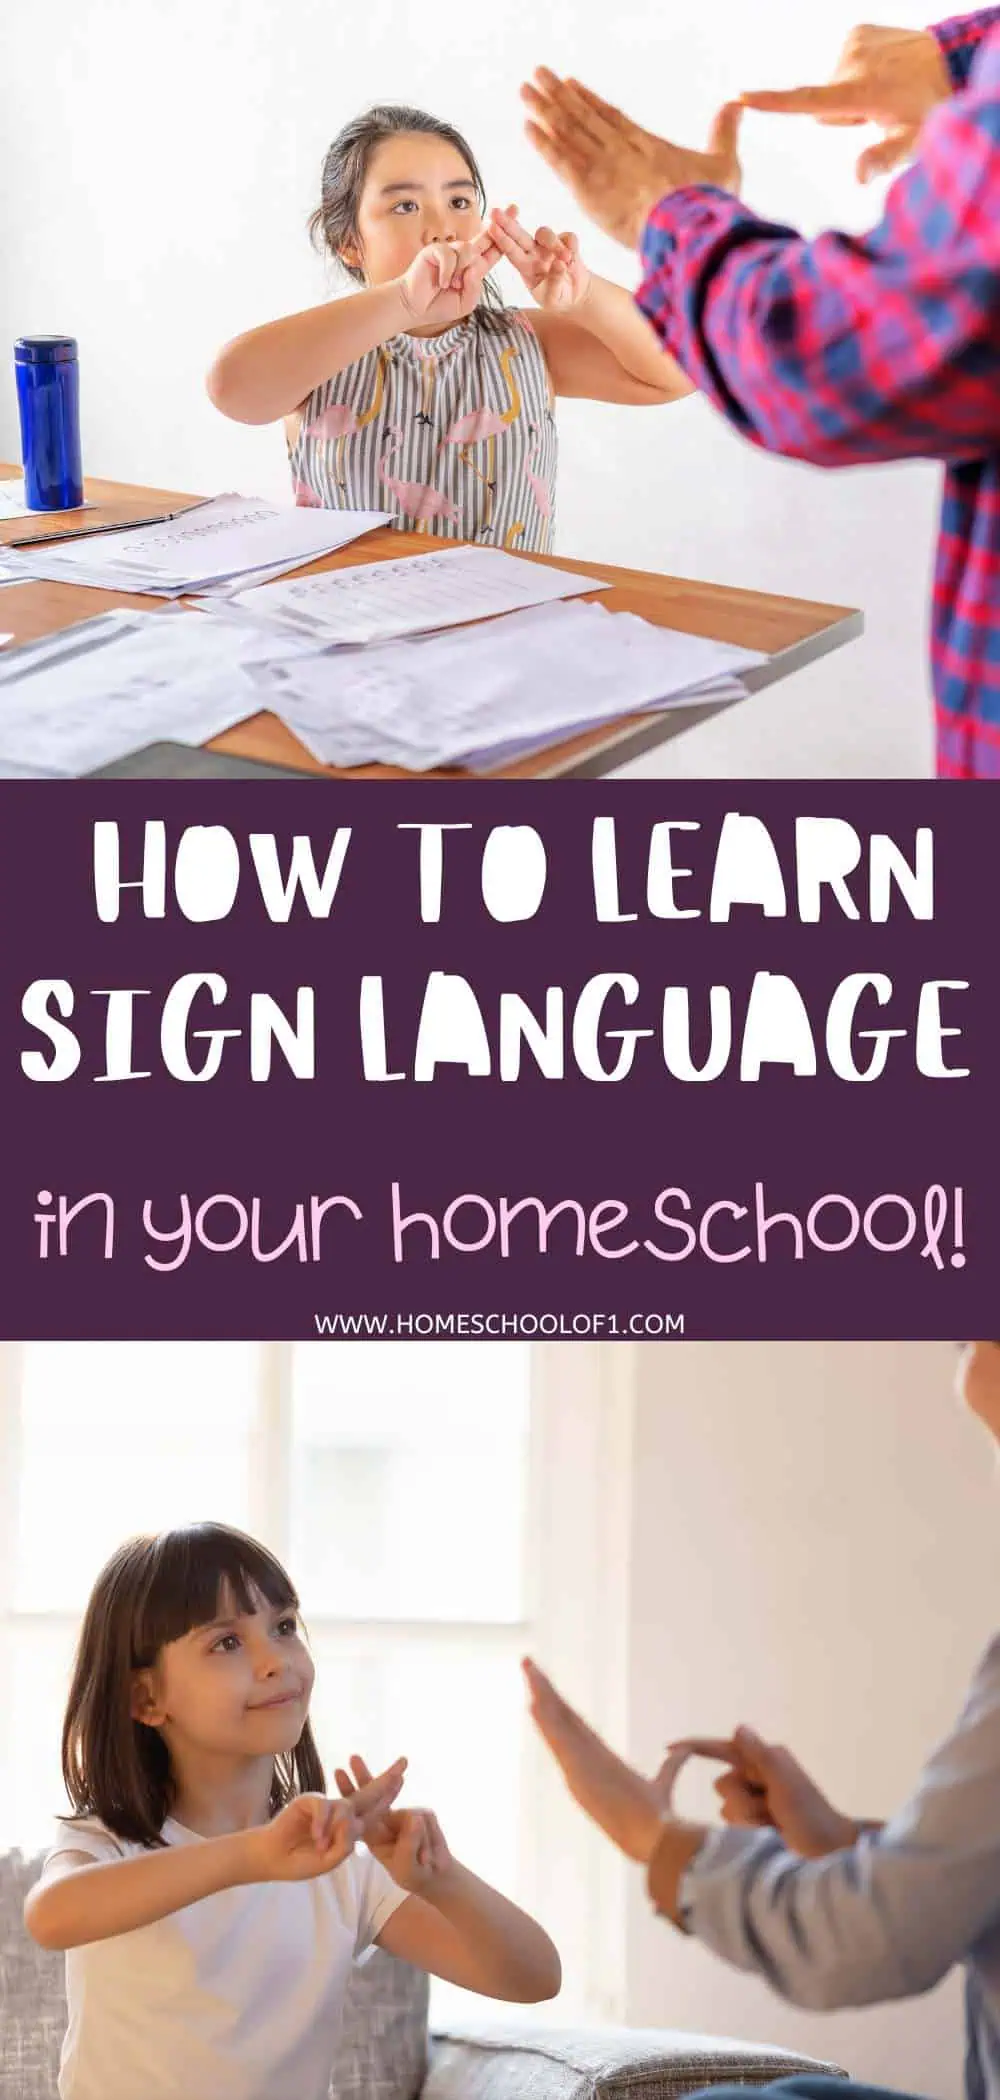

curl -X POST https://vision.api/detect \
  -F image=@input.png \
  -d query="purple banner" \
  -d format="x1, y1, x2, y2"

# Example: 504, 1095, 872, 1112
1, 781, 995, 1339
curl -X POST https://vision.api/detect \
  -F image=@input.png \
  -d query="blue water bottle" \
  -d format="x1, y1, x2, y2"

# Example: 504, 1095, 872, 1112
14, 336, 84, 510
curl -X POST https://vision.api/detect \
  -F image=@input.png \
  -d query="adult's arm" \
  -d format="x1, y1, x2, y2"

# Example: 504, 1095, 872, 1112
648, 1634, 1000, 2008
635, 27, 1000, 465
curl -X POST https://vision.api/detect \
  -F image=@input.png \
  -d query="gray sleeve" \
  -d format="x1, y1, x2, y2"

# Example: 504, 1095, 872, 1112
680, 1635, 1000, 2011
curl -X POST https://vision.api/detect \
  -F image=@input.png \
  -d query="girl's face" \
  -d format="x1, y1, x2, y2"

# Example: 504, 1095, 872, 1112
346, 131, 484, 286
132, 1583, 315, 1762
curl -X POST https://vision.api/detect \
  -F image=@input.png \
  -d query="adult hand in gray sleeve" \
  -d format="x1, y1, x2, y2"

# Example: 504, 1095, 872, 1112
678, 1636, 1000, 2009
664, 1727, 875, 1858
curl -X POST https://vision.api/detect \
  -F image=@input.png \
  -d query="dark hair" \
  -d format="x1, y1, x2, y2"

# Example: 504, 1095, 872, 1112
62, 1524, 325, 1847
309, 103, 498, 303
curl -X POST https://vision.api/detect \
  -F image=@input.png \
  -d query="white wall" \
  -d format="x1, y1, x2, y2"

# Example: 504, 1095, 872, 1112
624, 1342, 1000, 2100
0, 0, 938, 776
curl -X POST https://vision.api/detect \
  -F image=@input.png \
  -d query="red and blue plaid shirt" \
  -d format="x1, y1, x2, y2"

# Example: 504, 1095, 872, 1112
637, 9, 1000, 778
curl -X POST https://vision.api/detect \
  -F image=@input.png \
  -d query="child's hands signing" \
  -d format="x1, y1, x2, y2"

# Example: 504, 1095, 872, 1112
335, 1754, 454, 1893
488, 205, 592, 311
398, 231, 501, 327
247, 1759, 407, 1883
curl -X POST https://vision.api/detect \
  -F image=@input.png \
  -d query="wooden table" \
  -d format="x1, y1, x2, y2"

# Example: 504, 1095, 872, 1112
0, 467, 863, 780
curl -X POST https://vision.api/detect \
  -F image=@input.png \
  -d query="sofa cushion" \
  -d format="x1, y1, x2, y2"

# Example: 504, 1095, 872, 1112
1, 1849, 428, 2100
0, 1851, 65, 2100
333, 1941, 429, 2100
424, 2023, 849, 2100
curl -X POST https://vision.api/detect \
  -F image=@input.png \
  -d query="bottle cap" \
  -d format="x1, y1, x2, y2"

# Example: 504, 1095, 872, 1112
14, 337, 78, 364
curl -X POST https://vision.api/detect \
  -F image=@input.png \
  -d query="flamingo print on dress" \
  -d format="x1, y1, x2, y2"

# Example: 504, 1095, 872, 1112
440, 345, 523, 532
495, 424, 550, 546
524, 423, 553, 522
379, 425, 461, 531
291, 309, 556, 547
498, 420, 551, 546
303, 351, 389, 490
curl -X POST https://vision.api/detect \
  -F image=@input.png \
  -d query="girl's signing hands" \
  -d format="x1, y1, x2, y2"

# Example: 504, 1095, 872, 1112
335, 1754, 454, 1892
246, 1758, 408, 1883
487, 206, 592, 311
398, 232, 501, 327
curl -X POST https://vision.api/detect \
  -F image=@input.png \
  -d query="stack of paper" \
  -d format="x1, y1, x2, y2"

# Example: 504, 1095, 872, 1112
0, 608, 318, 775
0, 494, 392, 598
252, 599, 765, 771
199, 545, 607, 643
0, 593, 765, 778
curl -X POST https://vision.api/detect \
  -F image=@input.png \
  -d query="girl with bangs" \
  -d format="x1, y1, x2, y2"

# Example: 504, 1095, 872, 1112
25, 1522, 560, 2100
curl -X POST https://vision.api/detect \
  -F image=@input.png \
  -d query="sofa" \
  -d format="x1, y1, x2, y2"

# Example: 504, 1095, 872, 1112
2, 1848, 850, 2099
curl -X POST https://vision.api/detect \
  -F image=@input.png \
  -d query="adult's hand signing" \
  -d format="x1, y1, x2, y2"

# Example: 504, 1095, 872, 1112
524, 1659, 711, 1923
521, 71, 742, 248
741, 24, 953, 182
665, 1731, 866, 1857
523, 1659, 672, 1862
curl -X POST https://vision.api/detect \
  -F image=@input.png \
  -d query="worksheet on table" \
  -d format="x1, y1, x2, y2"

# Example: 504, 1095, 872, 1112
0, 610, 316, 773
0, 495, 393, 596
256, 599, 766, 771
216, 545, 608, 644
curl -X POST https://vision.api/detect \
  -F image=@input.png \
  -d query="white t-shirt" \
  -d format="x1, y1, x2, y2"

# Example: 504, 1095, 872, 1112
45, 1814, 409, 2100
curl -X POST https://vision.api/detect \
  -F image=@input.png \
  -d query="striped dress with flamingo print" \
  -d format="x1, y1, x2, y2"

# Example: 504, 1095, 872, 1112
288, 306, 557, 553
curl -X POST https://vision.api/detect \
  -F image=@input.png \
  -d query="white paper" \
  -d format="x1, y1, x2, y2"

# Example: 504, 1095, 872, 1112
252, 600, 767, 771
0, 634, 12, 648
0, 608, 319, 774
212, 545, 607, 644
195, 556, 331, 599
0, 758, 71, 778
0, 592, 767, 778
460, 678, 748, 771
0, 476, 92, 515
0, 494, 392, 598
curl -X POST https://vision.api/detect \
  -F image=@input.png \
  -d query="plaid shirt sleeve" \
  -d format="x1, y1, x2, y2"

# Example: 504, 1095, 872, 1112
933, 8, 1000, 87
635, 27, 1000, 468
